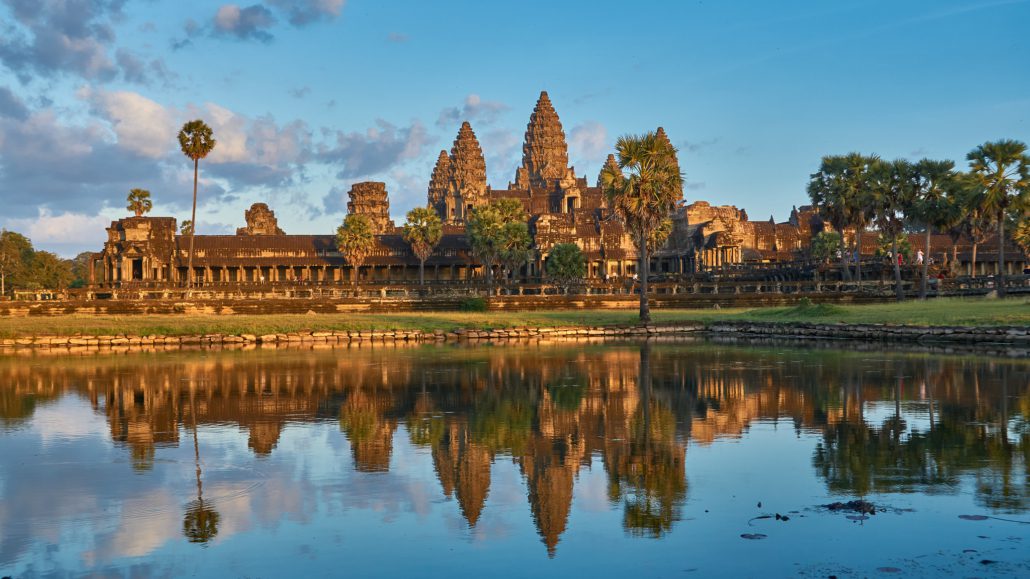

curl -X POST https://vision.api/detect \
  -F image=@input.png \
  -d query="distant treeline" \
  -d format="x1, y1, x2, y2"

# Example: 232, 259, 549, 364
0, 230, 89, 296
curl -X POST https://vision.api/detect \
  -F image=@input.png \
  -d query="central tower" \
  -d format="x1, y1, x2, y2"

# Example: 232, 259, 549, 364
515, 91, 570, 190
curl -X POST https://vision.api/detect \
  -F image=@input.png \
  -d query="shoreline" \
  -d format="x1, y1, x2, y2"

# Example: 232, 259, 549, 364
3, 320, 1027, 355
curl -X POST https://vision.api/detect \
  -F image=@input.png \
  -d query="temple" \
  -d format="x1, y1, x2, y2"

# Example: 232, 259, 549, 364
88, 91, 1027, 289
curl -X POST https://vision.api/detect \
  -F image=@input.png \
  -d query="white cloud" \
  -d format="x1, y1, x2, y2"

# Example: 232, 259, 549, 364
436, 94, 509, 129
569, 121, 608, 161
6, 208, 112, 249
82, 88, 177, 159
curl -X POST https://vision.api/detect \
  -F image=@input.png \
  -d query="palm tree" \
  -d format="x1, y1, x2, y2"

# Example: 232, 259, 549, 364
600, 131, 683, 323
177, 120, 217, 290
958, 182, 993, 279
466, 199, 526, 291
498, 221, 533, 283
966, 140, 1030, 297
807, 153, 876, 282
401, 206, 443, 286
126, 188, 153, 217
911, 159, 957, 298
336, 214, 376, 287
867, 159, 916, 301
841, 153, 876, 283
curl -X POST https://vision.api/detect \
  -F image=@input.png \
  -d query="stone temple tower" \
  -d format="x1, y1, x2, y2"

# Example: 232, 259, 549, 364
347, 181, 394, 234
516, 91, 570, 190
440, 121, 488, 224
427, 150, 453, 222
655, 127, 683, 201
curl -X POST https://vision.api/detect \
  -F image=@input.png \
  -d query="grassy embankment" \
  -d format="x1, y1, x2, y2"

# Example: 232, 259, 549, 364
0, 297, 1026, 339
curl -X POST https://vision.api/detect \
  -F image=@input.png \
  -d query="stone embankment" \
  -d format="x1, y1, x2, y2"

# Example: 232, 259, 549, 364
1, 321, 1027, 353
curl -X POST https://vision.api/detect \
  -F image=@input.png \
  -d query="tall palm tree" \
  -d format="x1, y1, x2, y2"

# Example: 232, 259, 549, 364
336, 214, 376, 287
807, 153, 875, 282
867, 159, 916, 301
126, 188, 153, 217
958, 181, 993, 279
966, 140, 1030, 297
841, 153, 876, 284
402, 206, 443, 286
600, 131, 683, 323
177, 120, 217, 290
808, 156, 854, 279
466, 199, 526, 291
911, 159, 957, 298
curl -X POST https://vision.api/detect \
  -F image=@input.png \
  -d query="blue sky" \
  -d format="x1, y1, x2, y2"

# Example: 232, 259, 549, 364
1, 0, 1027, 256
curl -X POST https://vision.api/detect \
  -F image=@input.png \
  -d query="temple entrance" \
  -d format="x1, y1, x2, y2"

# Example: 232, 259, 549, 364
131, 259, 143, 280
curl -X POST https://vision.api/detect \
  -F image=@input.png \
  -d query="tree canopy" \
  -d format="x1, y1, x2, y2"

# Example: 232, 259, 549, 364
402, 206, 443, 285
0, 229, 79, 295
544, 243, 586, 293
126, 188, 153, 217
336, 214, 376, 284
600, 130, 683, 322
467, 199, 529, 287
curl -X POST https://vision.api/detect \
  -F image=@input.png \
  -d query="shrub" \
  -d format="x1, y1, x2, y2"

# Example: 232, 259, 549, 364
459, 297, 487, 312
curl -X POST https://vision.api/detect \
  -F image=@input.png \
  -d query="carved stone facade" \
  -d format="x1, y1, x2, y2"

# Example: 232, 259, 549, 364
347, 181, 394, 235
237, 203, 284, 236
99, 217, 177, 283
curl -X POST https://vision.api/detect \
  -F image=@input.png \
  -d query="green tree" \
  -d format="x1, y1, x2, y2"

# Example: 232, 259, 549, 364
544, 243, 586, 293
957, 178, 995, 278
27, 251, 74, 290
810, 231, 843, 263
178, 120, 217, 290
648, 217, 673, 253
867, 158, 916, 301
966, 139, 1030, 297
180, 219, 194, 236
0, 229, 32, 297
875, 232, 912, 262
402, 206, 443, 286
910, 159, 958, 298
600, 131, 683, 323
126, 188, 153, 217
807, 153, 876, 281
467, 199, 527, 289
498, 221, 533, 282
336, 214, 376, 286
70, 252, 93, 288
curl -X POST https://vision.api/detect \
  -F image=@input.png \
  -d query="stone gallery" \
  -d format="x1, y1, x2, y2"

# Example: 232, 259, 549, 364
85, 92, 902, 288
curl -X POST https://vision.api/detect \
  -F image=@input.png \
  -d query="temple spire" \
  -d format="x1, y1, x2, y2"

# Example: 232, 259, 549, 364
449, 121, 488, 217
518, 90, 570, 189
597, 153, 620, 188
427, 150, 452, 218
655, 127, 683, 200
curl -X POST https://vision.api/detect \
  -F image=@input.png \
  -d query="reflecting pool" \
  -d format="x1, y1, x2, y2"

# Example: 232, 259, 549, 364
0, 340, 1028, 577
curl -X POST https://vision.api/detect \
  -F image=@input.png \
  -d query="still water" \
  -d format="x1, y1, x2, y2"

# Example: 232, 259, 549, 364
0, 339, 1027, 577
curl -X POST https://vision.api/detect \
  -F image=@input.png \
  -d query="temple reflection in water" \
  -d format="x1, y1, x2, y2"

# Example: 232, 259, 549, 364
1, 342, 1027, 556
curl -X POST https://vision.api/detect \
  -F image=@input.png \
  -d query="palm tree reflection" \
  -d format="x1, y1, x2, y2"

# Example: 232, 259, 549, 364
183, 387, 220, 544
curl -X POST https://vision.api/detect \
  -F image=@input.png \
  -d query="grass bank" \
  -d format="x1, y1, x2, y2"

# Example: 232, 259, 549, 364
0, 297, 1026, 339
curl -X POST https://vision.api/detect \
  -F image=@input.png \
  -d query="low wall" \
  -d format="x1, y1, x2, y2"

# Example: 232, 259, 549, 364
0, 292, 894, 317
3, 321, 1027, 356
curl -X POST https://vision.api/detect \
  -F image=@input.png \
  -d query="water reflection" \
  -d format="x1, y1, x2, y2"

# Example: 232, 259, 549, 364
0, 341, 1027, 574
